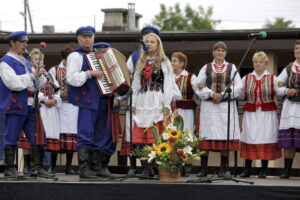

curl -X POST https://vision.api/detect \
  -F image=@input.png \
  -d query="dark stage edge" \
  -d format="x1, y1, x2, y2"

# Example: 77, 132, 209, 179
1, 174, 300, 200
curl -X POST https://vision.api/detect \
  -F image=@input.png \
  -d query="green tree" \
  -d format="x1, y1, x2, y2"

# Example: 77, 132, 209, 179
263, 17, 295, 29
152, 3, 220, 31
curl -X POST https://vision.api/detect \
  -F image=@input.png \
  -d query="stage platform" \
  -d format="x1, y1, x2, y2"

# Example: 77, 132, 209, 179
1, 173, 300, 200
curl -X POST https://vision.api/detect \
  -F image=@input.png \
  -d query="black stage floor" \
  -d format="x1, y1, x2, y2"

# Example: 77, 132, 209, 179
1, 173, 300, 200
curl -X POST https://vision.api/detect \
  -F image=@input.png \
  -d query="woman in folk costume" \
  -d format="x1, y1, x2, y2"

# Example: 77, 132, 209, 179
171, 52, 198, 177
239, 51, 283, 178
193, 41, 242, 177
277, 40, 300, 179
47, 45, 78, 175
131, 32, 176, 177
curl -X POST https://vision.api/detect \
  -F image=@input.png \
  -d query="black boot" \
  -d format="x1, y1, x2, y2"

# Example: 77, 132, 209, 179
280, 158, 293, 179
90, 151, 110, 177
23, 154, 31, 176
196, 156, 208, 177
4, 148, 19, 177
218, 156, 227, 177
258, 160, 268, 178
101, 152, 112, 177
33, 148, 55, 178
181, 165, 189, 177
240, 159, 252, 178
127, 156, 137, 177
78, 149, 97, 179
65, 152, 77, 175
140, 160, 154, 179
48, 152, 58, 175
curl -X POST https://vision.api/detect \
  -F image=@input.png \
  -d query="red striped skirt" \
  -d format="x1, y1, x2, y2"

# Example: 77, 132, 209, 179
44, 138, 61, 152
18, 132, 31, 149
196, 140, 240, 151
240, 142, 282, 160
131, 121, 163, 144
59, 133, 77, 153
111, 112, 122, 143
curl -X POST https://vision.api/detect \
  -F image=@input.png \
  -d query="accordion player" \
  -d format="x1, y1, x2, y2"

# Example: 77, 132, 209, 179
85, 47, 130, 96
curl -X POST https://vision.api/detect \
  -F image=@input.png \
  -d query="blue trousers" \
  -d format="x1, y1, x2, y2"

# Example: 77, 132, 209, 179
4, 106, 45, 149
77, 106, 115, 155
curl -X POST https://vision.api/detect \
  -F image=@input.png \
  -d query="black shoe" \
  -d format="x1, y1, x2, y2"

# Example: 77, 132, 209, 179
280, 158, 293, 179
240, 159, 252, 178
217, 156, 227, 177
196, 156, 208, 177
78, 149, 98, 179
258, 160, 268, 179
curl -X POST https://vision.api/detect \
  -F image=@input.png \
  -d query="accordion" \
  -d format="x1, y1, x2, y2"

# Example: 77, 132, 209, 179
85, 48, 130, 96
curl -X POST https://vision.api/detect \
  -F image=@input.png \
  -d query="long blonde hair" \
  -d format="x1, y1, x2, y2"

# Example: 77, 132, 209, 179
136, 33, 167, 72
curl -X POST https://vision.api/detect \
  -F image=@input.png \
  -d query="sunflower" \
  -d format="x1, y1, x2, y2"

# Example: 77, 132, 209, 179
156, 143, 172, 155
182, 154, 189, 161
168, 129, 182, 139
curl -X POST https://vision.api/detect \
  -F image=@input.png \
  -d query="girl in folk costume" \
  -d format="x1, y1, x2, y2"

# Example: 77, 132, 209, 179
193, 41, 242, 177
239, 51, 283, 178
38, 58, 61, 173
131, 32, 176, 177
171, 52, 198, 177
48, 45, 78, 175
277, 40, 300, 179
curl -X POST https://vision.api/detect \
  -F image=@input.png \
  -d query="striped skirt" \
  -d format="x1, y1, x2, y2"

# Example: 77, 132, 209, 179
240, 142, 282, 160
196, 139, 240, 151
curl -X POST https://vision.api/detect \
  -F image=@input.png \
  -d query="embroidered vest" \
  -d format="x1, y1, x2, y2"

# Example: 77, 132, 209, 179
206, 63, 232, 101
140, 62, 164, 93
56, 67, 68, 102
243, 74, 277, 112
286, 63, 300, 102
68, 48, 108, 111
0, 55, 33, 115
175, 72, 197, 109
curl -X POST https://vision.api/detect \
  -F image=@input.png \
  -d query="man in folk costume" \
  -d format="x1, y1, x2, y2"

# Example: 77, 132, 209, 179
171, 52, 198, 176
47, 45, 78, 175
90, 42, 123, 177
0, 31, 54, 178
193, 41, 242, 177
67, 26, 114, 179
277, 40, 300, 179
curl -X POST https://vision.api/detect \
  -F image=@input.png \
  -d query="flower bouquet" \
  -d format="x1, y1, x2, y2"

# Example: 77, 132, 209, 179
133, 107, 203, 182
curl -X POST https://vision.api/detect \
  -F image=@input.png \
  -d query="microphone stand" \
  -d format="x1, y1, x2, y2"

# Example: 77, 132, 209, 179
187, 37, 259, 184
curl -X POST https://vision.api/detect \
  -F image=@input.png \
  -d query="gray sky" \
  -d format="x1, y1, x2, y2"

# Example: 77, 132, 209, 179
0, 0, 299, 33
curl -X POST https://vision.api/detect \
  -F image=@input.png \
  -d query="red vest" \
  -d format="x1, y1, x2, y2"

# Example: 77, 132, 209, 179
243, 74, 277, 112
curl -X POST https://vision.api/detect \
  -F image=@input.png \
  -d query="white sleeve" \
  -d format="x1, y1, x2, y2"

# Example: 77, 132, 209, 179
0, 61, 34, 91
277, 68, 288, 83
192, 65, 214, 100
131, 69, 141, 108
274, 76, 287, 97
162, 60, 176, 108
127, 55, 134, 71
229, 64, 243, 99
66, 52, 91, 87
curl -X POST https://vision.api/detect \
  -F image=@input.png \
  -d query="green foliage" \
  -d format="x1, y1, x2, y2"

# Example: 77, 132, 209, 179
263, 17, 295, 29
152, 3, 220, 31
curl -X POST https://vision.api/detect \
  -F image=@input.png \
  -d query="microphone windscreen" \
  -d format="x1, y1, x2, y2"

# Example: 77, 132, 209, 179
259, 31, 267, 39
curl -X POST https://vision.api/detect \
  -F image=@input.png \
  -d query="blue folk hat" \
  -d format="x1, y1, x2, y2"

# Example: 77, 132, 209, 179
7, 31, 28, 42
76, 26, 96, 36
141, 26, 160, 36
93, 42, 111, 49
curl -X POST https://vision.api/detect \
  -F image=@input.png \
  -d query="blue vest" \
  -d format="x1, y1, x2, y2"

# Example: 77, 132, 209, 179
0, 55, 33, 115
68, 48, 108, 111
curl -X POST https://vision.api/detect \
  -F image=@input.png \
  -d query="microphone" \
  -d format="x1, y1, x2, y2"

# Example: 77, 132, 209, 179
139, 40, 150, 51
248, 31, 267, 39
